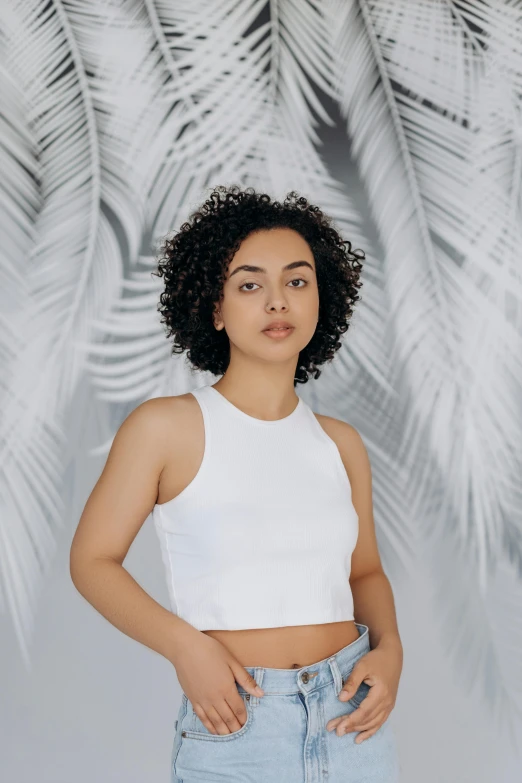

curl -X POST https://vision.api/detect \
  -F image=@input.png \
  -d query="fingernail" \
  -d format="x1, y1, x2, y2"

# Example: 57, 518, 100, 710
255, 686, 264, 695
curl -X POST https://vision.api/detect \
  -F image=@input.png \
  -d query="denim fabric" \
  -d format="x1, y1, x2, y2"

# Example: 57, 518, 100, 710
170, 623, 400, 782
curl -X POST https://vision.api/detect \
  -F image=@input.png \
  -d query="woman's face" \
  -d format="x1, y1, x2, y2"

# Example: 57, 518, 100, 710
214, 227, 319, 363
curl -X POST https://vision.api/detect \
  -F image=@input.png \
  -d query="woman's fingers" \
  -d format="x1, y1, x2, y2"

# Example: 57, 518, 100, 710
327, 702, 372, 733
327, 686, 392, 734
353, 716, 388, 743
334, 708, 389, 741
344, 700, 387, 730
195, 694, 248, 734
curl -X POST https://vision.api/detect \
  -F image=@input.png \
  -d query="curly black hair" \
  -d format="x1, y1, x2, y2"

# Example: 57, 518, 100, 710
152, 185, 364, 386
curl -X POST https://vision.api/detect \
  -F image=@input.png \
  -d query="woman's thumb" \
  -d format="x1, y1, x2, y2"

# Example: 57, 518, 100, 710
230, 660, 264, 696
340, 663, 364, 701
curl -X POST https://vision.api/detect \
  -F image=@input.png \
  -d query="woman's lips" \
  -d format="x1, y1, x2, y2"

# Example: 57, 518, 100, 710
262, 327, 294, 339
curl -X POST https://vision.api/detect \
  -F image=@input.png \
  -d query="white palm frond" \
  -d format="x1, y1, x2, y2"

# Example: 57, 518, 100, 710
326, 0, 522, 717
363, 0, 522, 575
0, 56, 40, 620
0, 0, 125, 665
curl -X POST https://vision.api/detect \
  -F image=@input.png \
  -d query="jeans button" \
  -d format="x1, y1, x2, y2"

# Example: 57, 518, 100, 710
302, 672, 310, 683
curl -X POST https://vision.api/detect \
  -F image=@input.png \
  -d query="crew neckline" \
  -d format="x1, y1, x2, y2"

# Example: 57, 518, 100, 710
206, 385, 303, 425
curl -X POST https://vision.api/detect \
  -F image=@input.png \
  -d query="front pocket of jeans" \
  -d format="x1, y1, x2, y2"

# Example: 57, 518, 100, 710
181, 693, 253, 741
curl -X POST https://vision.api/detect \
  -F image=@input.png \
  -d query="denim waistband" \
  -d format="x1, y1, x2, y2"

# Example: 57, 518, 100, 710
236, 623, 370, 700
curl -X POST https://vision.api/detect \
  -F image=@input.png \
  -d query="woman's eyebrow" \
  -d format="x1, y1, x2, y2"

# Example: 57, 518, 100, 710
228, 260, 314, 278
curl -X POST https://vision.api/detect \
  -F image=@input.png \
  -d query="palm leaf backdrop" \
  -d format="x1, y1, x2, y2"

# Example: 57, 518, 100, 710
1, 0, 521, 740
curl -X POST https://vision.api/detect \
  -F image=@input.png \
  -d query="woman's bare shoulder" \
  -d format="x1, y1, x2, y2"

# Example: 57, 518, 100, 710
70, 393, 202, 565
133, 391, 205, 424
133, 392, 202, 449
137, 391, 199, 419
140, 393, 206, 506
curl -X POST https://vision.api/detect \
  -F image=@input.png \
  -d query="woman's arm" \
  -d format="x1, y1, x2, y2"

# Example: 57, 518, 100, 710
331, 419, 402, 652
344, 425, 402, 653
69, 399, 199, 663
320, 416, 403, 742
350, 571, 402, 652
70, 397, 267, 730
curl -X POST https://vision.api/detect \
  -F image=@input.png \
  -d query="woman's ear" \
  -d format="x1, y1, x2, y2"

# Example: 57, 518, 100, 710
212, 305, 224, 330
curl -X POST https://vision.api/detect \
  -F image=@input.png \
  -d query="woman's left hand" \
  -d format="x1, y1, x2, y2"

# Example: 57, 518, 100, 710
326, 640, 402, 743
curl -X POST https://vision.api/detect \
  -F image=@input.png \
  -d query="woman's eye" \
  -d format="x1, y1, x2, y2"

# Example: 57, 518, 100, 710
239, 278, 307, 292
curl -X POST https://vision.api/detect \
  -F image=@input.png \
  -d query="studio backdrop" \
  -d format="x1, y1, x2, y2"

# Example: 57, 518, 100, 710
1, 2, 522, 782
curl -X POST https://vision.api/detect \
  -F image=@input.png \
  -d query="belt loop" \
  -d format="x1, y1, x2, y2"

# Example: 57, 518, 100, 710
248, 667, 265, 708
328, 656, 343, 696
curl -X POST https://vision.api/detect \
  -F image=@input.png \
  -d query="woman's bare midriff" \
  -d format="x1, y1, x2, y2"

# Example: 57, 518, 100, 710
203, 622, 360, 669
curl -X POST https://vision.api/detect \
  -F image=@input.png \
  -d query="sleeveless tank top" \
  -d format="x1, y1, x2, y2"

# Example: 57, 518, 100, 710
152, 384, 359, 631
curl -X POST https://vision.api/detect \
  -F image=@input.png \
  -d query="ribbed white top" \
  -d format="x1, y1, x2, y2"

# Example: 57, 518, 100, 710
152, 384, 359, 631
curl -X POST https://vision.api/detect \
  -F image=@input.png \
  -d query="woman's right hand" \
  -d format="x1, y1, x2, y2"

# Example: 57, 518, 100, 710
169, 629, 265, 735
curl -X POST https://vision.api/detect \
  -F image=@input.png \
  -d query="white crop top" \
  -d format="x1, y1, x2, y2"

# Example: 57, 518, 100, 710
152, 384, 359, 631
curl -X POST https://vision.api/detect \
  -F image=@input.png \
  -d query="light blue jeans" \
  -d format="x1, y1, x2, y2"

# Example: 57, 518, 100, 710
171, 623, 400, 782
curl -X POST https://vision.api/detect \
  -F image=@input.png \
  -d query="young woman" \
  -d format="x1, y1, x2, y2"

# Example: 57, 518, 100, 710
70, 185, 403, 782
